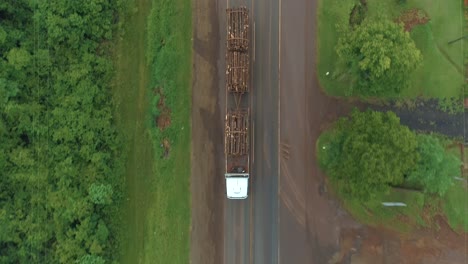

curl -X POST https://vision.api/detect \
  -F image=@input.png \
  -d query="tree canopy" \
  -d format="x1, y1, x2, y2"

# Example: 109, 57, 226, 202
320, 109, 418, 200
0, 0, 123, 263
407, 135, 459, 196
336, 19, 422, 96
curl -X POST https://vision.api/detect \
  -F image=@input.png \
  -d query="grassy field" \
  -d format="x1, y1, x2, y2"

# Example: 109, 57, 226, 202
145, 0, 192, 262
113, 0, 153, 262
317, 0, 464, 98
329, 176, 467, 233
317, 131, 467, 233
336, 184, 431, 233
443, 184, 468, 232
113, 0, 192, 263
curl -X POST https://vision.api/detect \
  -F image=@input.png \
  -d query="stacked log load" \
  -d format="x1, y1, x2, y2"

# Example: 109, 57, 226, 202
225, 7, 250, 157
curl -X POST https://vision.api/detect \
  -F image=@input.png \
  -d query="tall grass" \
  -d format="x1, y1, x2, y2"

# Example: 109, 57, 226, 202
145, 0, 192, 262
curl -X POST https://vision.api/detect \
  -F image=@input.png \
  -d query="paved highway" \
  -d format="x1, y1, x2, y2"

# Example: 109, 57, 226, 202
221, 0, 280, 263
251, 0, 280, 263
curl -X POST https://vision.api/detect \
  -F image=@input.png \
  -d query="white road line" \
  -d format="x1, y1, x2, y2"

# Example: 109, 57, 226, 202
253, 22, 256, 62
249, 1, 255, 263
252, 120, 255, 165
223, 1, 228, 264
277, 0, 281, 263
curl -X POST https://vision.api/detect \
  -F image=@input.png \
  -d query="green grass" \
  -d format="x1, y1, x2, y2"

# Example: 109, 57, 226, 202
407, 24, 463, 97
317, 0, 355, 96
113, 0, 153, 262
317, 0, 464, 98
442, 145, 468, 233
145, 0, 192, 263
113, 0, 192, 263
340, 186, 429, 233
442, 184, 468, 232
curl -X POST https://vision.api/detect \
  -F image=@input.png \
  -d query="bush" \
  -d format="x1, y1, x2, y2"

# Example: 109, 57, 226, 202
318, 109, 418, 200
336, 19, 422, 96
406, 135, 459, 196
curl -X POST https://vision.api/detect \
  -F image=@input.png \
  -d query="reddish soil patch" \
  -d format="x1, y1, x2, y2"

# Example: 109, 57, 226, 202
335, 221, 467, 264
156, 110, 171, 130
396, 9, 430, 32
153, 87, 172, 130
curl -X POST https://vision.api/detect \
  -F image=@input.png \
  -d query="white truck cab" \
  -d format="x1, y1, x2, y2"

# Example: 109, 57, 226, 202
225, 173, 249, 199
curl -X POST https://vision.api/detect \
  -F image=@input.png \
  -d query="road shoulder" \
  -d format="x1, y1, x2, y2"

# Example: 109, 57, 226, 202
190, 0, 224, 263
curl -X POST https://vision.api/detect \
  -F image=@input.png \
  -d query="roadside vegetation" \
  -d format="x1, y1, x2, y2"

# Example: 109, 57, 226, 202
0, 0, 192, 262
114, 0, 192, 263
112, 0, 153, 263
318, 0, 464, 98
0, 1, 124, 263
336, 19, 422, 96
317, 109, 467, 233
146, 0, 192, 262
317, 0, 467, 235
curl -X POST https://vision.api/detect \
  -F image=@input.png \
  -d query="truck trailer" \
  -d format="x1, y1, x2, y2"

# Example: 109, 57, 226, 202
225, 109, 250, 199
225, 6, 251, 199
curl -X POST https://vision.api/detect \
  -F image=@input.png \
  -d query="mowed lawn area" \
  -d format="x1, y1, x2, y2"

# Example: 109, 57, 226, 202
114, 0, 191, 263
318, 0, 464, 98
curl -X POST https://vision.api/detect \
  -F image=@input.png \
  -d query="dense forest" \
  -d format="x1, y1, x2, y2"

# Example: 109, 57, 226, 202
0, 1, 123, 263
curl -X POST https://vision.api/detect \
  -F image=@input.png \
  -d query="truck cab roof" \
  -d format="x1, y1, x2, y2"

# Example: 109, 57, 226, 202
225, 173, 249, 199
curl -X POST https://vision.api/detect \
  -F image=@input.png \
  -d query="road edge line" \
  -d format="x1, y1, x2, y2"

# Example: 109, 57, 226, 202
277, 0, 281, 263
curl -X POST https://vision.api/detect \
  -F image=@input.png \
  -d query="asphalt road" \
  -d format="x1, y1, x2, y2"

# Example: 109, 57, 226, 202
251, 0, 280, 263
221, 0, 280, 263
199, 1, 468, 263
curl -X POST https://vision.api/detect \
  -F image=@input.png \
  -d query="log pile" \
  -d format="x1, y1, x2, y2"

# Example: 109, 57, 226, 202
224, 109, 249, 156
225, 6, 250, 158
226, 7, 249, 52
226, 51, 249, 93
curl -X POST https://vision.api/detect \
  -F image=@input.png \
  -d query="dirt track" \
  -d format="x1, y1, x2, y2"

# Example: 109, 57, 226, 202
190, 0, 224, 263
279, 1, 359, 263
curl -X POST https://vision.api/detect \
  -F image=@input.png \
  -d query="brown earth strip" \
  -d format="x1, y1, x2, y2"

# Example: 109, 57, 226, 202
190, 0, 224, 263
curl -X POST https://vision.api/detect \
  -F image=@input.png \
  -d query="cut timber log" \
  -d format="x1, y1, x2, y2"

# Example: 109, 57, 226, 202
226, 51, 249, 94
226, 7, 249, 52
224, 109, 250, 156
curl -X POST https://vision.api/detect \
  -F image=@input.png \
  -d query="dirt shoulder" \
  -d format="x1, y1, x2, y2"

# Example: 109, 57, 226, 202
190, 0, 224, 263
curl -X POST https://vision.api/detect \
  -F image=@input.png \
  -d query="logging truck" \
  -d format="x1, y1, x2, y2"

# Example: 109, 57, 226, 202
225, 6, 250, 199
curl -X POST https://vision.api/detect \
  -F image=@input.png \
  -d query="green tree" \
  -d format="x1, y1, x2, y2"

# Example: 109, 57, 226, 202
336, 19, 422, 96
406, 135, 459, 196
0, 0, 123, 262
6, 48, 31, 70
320, 109, 418, 200
88, 183, 114, 205
0, 26, 6, 45
76, 254, 105, 264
